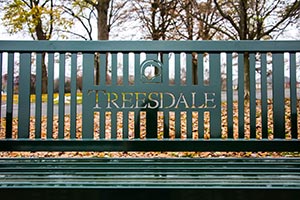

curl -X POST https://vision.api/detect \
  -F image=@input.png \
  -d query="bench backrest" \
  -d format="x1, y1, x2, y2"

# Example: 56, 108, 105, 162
0, 40, 299, 152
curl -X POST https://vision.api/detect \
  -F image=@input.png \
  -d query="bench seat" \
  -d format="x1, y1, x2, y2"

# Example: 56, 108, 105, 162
1, 157, 300, 189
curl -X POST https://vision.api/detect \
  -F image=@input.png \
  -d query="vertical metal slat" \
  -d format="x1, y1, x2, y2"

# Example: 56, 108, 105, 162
110, 110, 117, 139
186, 53, 193, 86
123, 53, 129, 86
5, 53, 14, 138
99, 53, 107, 139
99, 111, 105, 139
35, 53, 43, 138
70, 53, 77, 139
289, 53, 297, 138
18, 53, 31, 138
122, 110, 129, 139
82, 53, 96, 139
198, 111, 204, 139
163, 110, 170, 139
174, 53, 180, 86
197, 53, 204, 139
226, 53, 233, 138
133, 53, 141, 139
249, 53, 256, 139
58, 53, 65, 139
110, 53, 118, 138
175, 111, 181, 138
47, 53, 54, 138
174, 53, 181, 138
209, 53, 221, 138
162, 53, 169, 86
260, 53, 268, 138
111, 53, 118, 86
186, 110, 193, 139
100, 53, 107, 86
238, 53, 245, 138
134, 53, 141, 86
163, 53, 170, 138
134, 110, 140, 139
198, 53, 204, 86
272, 53, 285, 138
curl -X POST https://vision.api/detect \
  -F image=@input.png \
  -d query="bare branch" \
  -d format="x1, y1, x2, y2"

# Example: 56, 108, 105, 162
262, 0, 300, 38
56, 29, 89, 40
20, 0, 31, 8
84, 0, 97, 8
213, 0, 240, 36
62, 4, 94, 40
48, 0, 53, 39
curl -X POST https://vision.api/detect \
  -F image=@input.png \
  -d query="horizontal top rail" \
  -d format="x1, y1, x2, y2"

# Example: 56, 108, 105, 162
0, 40, 300, 53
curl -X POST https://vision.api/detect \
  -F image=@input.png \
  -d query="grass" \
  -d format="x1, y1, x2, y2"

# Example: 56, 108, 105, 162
1, 93, 83, 104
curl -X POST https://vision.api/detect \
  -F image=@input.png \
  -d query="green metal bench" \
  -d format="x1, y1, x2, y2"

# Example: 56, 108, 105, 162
0, 40, 300, 199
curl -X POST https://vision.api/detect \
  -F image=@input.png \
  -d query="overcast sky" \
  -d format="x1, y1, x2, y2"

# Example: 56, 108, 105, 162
0, 8, 299, 41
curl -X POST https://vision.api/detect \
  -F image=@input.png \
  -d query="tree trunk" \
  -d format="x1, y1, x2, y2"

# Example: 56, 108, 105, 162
238, 0, 250, 100
35, 19, 48, 94
192, 53, 198, 85
244, 52, 250, 100
97, 0, 110, 40
41, 53, 48, 94
95, 0, 110, 85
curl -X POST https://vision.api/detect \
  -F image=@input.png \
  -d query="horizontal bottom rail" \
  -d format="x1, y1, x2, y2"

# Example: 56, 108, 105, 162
0, 139, 300, 152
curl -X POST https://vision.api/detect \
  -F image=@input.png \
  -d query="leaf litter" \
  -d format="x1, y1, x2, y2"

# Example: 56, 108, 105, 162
0, 100, 299, 158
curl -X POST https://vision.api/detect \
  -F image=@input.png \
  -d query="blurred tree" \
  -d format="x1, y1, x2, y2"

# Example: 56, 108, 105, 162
61, 0, 128, 40
172, 0, 222, 84
60, 0, 95, 40
174, 0, 221, 40
212, 0, 300, 98
61, 0, 128, 84
64, 0, 126, 40
2, 0, 74, 93
83, 0, 110, 40
131, 0, 178, 40
213, 0, 300, 40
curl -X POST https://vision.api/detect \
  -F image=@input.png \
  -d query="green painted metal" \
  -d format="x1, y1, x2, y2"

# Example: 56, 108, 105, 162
0, 139, 299, 152
237, 53, 244, 138
82, 53, 96, 139
58, 53, 66, 139
209, 53, 221, 138
260, 53, 268, 139
18, 53, 31, 138
1, 40, 300, 52
70, 53, 77, 139
35, 53, 43, 138
272, 53, 285, 138
99, 53, 107, 86
0, 41, 300, 197
249, 53, 256, 138
47, 53, 55, 138
0, 40, 299, 152
0, 157, 300, 189
290, 53, 298, 138
5, 53, 14, 138
99, 53, 107, 139
226, 53, 233, 138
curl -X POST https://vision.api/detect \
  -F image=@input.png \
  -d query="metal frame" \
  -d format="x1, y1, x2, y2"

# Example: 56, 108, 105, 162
0, 40, 299, 152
